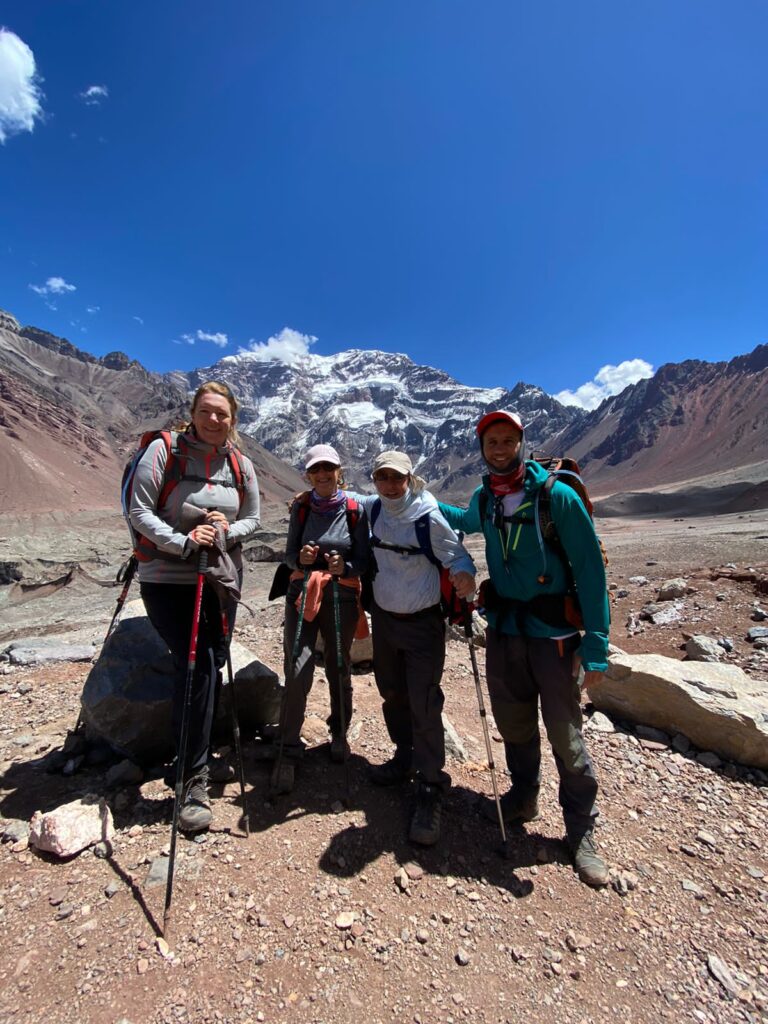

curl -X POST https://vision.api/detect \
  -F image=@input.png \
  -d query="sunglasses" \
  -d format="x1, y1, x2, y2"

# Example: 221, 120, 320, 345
307, 462, 339, 473
373, 471, 408, 483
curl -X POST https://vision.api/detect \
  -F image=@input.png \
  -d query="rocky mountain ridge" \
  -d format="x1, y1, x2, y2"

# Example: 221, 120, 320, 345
2, 303, 768, 513
0, 310, 304, 515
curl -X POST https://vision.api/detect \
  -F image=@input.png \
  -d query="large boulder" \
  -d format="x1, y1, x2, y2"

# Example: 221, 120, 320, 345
80, 600, 283, 766
591, 652, 768, 769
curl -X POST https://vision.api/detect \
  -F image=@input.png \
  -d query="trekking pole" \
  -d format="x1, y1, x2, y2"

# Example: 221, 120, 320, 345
460, 599, 508, 854
330, 553, 351, 805
220, 610, 249, 838
104, 555, 138, 647
164, 546, 208, 940
271, 562, 311, 795
71, 554, 138, 736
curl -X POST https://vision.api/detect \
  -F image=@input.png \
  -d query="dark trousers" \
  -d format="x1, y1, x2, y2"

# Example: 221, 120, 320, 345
141, 581, 234, 779
280, 583, 358, 758
371, 603, 449, 789
485, 629, 598, 837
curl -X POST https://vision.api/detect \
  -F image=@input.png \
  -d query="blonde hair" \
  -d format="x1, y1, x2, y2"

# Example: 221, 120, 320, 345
178, 380, 241, 445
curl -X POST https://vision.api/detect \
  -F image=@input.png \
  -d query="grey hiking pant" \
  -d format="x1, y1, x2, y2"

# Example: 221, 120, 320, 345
279, 581, 358, 759
371, 602, 450, 789
485, 629, 598, 837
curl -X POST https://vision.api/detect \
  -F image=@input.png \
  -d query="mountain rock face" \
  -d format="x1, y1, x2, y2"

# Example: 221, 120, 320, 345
186, 349, 582, 497
0, 311, 304, 515
2, 302, 768, 517
550, 345, 768, 500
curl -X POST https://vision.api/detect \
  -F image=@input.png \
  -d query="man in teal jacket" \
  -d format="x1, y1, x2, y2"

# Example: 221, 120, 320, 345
439, 411, 610, 886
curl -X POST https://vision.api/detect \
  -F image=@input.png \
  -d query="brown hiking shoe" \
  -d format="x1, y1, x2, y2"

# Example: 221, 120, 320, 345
569, 831, 609, 887
409, 783, 442, 846
480, 787, 540, 825
178, 772, 213, 833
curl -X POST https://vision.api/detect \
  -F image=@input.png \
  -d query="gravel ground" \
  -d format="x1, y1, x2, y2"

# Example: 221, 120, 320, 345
0, 509, 767, 1024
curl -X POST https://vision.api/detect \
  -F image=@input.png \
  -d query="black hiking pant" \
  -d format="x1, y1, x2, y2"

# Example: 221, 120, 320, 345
141, 581, 235, 779
371, 602, 450, 789
485, 629, 598, 838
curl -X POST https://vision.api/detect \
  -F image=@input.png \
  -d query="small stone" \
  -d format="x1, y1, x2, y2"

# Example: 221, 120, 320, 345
403, 861, 425, 881
671, 734, 691, 754
394, 868, 410, 891
104, 881, 120, 899
48, 887, 68, 907
335, 912, 355, 930
156, 937, 171, 958
681, 879, 706, 899
696, 830, 717, 848
696, 751, 722, 770
455, 948, 470, 966
350, 921, 366, 938
283, 914, 296, 929
586, 712, 614, 733
136, 957, 149, 975
55, 903, 75, 921
657, 577, 688, 601
415, 929, 429, 944
543, 947, 562, 964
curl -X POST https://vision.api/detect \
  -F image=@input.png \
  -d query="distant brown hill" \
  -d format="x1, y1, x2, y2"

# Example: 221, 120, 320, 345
547, 346, 768, 506
0, 311, 305, 516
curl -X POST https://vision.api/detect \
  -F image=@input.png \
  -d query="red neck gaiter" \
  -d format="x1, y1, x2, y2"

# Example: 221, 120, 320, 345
488, 466, 525, 495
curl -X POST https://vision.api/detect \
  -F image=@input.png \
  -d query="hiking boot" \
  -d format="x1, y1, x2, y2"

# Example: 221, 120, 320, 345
370, 756, 411, 786
330, 734, 350, 763
409, 783, 442, 846
569, 831, 609, 887
480, 787, 540, 825
270, 760, 295, 795
178, 772, 212, 833
208, 754, 236, 784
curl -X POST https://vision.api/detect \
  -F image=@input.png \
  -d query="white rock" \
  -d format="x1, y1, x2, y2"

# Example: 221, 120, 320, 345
29, 795, 114, 858
591, 652, 768, 769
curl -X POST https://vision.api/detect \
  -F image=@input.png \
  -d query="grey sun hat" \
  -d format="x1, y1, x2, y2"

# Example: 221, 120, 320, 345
305, 444, 341, 470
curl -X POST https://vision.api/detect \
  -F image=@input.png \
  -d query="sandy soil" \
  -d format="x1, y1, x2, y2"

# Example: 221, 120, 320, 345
0, 511, 767, 1024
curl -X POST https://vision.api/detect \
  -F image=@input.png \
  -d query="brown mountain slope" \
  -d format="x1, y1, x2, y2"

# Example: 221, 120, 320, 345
551, 345, 768, 500
0, 320, 305, 515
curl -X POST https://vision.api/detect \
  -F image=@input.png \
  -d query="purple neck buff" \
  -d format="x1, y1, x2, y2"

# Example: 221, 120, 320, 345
310, 490, 346, 515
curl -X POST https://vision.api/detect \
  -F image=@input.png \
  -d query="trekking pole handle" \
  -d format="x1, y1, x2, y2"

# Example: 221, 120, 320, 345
460, 598, 473, 640
198, 548, 209, 573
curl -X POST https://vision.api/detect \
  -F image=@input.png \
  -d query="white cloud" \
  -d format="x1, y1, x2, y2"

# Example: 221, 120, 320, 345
175, 328, 229, 349
133, 315, 144, 326
240, 327, 316, 366
554, 358, 654, 411
0, 28, 44, 144
29, 275, 77, 297
79, 84, 108, 105
86, 305, 100, 314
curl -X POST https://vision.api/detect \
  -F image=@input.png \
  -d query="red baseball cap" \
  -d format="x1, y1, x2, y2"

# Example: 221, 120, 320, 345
476, 410, 524, 438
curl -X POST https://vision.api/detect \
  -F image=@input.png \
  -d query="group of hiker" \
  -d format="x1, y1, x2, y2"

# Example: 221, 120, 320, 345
127, 380, 611, 889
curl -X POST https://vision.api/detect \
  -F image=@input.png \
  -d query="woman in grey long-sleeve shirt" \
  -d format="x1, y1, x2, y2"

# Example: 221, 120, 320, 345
270, 444, 369, 796
129, 381, 260, 832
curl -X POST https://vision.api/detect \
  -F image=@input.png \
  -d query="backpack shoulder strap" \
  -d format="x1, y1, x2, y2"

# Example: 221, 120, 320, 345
478, 477, 491, 524
157, 430, 185, 507
370, 498, 382, 533
414, 512, 441, 569
226, 445, 248, 510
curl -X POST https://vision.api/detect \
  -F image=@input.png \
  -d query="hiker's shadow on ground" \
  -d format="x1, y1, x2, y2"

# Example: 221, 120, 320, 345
248, 745, 559, 898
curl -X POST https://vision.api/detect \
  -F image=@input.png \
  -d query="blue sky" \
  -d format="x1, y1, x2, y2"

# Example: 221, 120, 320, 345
1, 2, 766, 409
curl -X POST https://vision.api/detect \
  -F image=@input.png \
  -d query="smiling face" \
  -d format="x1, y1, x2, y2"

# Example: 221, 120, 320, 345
373, 469, 410, 500
191, 391, 234, 447
481, 421, 523, 471
307, 461, 342, 498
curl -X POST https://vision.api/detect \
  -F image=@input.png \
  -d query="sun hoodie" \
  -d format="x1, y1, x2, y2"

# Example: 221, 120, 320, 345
439, 460, 609, 672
